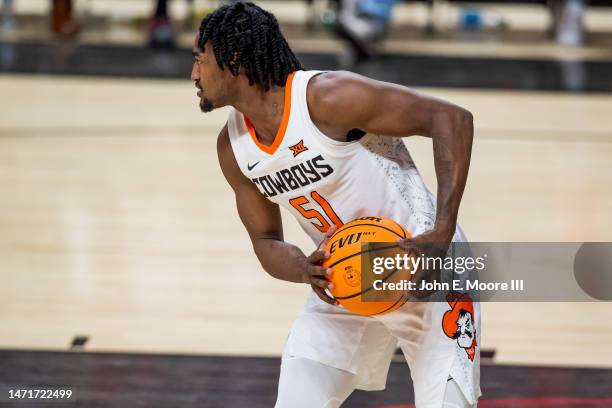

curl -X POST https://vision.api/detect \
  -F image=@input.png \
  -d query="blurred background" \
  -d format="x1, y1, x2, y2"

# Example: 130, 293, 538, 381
1, 0, 611, 406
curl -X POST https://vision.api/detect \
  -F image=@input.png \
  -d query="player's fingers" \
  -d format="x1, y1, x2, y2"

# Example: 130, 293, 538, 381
308, 249, 329, 265
316, 225, 338, 250
310, 277, 333, 290
324, 225, 338, 241
397, 239, 421, 258
309, 265, 332, 278
397, 238, 414, 252
312, 285, 337, 305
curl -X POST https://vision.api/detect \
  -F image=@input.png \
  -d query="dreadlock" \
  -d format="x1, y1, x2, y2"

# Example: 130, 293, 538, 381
198, 2, 303, 91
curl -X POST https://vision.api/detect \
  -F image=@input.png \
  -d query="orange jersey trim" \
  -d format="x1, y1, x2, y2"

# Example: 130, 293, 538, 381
244, 71, 296, 155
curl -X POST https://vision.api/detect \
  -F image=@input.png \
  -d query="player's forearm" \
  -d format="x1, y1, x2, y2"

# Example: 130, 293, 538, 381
253, 238, 308, 283
429, 107, 473, 238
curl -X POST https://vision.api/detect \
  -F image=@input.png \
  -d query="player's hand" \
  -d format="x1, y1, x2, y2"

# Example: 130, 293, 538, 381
302, 226, 338, 306
397, 227, 453, 298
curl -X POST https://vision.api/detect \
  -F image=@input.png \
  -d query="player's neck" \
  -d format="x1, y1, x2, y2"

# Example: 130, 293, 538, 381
232, 84, 286, 145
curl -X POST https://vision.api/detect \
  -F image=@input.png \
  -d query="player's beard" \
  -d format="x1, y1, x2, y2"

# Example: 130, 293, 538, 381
200, 97, 214, 113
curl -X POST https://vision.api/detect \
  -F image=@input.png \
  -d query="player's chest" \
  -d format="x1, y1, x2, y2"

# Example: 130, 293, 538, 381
243, 139, 338, 201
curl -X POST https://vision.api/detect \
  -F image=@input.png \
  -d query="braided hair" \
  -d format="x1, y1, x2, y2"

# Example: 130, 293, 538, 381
198, 2, 303, 91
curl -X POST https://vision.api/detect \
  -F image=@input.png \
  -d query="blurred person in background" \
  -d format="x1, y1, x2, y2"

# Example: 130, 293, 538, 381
328, 0, 397, 63
549, 0, 585, 45
1, 0, 15, 31
51, 0, 79, 36
148, 0, 175, 48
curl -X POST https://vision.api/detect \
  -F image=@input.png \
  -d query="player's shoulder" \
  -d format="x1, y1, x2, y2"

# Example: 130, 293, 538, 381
216, 123, 232, 164
307, 70, 369, 103
216, 121, 229, 146
306, 71, 379, 124
216, 122, 252, 188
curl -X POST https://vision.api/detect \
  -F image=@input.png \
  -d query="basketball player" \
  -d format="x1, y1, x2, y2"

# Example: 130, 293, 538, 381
192, 3, 480, 407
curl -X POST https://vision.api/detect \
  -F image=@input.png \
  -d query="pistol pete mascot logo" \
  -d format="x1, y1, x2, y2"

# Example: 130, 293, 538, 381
442, 292, 477, 361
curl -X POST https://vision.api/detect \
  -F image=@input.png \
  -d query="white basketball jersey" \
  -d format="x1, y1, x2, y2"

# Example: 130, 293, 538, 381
227, 70, 440, 244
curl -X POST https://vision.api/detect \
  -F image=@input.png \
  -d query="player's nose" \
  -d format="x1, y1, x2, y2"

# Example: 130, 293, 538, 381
190, 65, 199, 82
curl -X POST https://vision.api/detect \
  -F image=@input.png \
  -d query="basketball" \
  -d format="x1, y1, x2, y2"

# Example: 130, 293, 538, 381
322, 216, 414, 316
